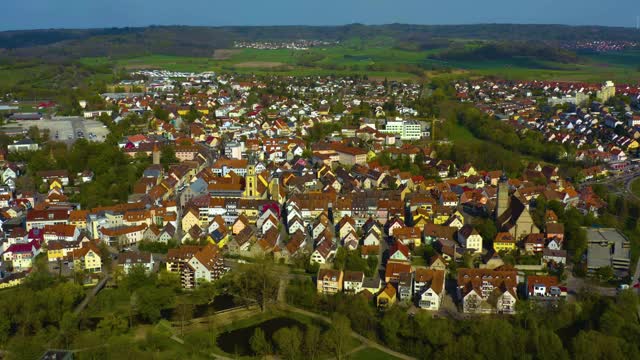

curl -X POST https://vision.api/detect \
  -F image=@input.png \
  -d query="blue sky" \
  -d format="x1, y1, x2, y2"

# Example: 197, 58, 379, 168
2, 0, 638, 31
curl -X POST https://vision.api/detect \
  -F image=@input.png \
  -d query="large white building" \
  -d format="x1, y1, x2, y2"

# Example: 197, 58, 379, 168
380, 119, 425, 140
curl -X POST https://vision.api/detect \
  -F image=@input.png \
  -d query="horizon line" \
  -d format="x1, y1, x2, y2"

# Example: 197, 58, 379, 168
1, 22, 638, 33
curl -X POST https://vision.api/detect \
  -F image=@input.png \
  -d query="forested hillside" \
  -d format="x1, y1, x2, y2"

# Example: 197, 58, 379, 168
1, 24, 639, 61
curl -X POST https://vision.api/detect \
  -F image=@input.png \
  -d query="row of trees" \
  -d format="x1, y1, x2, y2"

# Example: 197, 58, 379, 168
250, 315, 351, 360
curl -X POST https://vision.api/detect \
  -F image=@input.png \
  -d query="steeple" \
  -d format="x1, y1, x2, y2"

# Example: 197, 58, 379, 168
152, 143, 161, 165
496, 172, 509, 221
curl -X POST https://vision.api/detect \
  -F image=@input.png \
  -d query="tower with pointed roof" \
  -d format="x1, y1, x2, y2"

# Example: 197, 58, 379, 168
152, 143, 161, 165
243, 152, 258, 198
495, 172, 509, 221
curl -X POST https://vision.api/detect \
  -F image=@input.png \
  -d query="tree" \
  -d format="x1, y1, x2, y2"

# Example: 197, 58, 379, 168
367, 255, 379, 277
135, 286, 174, 323
6, 334, 45, 360
0, 313, 9, 345
175, 298, 194, 337
153, 107, 169, 121
27, 126, 41, 142
596, 266, 614, 282
58, 312, 78, 349
192, 280, 220, 305
273, 327, 302, 360
303, 324, 322, 360
475, 218, 497, 244
97, 313, 128, 337
234, 261, 281, 311
250, 328, 271, 359
326, 314, 351, 360
160, 145, 178, 170
572, 331, 628, 360
122, 265, 154, 291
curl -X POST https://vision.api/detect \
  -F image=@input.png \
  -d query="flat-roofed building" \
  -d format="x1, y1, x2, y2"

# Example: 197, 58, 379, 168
586, 228, 631, 276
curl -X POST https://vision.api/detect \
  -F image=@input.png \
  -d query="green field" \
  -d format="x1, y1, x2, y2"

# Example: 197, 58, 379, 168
80, 45, 444, 80
348, 347, 403, 360
631, 177, 640, 198
76, 43, 640, 83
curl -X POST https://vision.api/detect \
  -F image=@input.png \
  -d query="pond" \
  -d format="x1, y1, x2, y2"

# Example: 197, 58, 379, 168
193, 293, 237, 317
216, 317, 305, 356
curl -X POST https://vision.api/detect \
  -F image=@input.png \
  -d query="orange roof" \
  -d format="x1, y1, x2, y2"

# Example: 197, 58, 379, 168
99, 224, 147, 236
43, 224, 77, 237
68, 210, 89, 222
414, 268, 445, 295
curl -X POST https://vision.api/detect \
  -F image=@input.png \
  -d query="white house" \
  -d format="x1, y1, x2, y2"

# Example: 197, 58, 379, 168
414, 269, 445, 311
118, 252, 154, 274
343, 271, 365, 293
457, 225, 483, 254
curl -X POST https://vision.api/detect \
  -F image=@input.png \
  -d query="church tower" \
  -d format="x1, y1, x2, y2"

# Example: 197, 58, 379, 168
495, 172, 509, 221
244, 165, 257, 198
152, 143, 161, 165
244, 153, 258, 198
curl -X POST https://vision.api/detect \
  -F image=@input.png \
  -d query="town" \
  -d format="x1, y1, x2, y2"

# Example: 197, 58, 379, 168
1, 68, 639, 358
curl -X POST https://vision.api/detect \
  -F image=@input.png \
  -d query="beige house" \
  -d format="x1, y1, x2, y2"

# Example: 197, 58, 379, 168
317, 269, 343, 295
69, 242, 102, 273
334, 146, 367, 166
181, 208, 200, 234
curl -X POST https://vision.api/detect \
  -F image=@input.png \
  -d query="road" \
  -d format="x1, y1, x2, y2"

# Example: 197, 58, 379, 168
565, 266, 616, 297
580, 166, 640, 201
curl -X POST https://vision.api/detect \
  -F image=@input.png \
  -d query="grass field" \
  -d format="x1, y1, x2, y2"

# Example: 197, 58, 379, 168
630, 177, 640, 198
348, 347, 403, 360
76, 44, 640, 84
443, 120, 480, 143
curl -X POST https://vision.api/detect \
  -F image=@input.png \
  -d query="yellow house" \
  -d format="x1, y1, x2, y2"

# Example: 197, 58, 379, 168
206, 233, 229, 249
627, 140, 639, 151
181, 208, 200, 234
236, 205, 260, 224
49, 179, 63, 191
377, 283, 397, 309
461, 165, 477, 177
367, 150, 377, 162
69, 210, 89, 230
433, 213, 451, 225
70, 243, 102, 273
413, 215, 430, 230
0, 272, 27, 289
47, 245, 65, 262
400, 186, 411, 201
493, 232, 517, 252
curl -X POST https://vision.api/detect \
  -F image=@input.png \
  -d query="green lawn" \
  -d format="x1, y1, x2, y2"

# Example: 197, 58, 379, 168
348, 347, 403, 360
443, 120, 482, 144
630, 177, 640, 198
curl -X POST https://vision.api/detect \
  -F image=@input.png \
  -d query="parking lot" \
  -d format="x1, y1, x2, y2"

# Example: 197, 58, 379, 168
3, 116, 110, 144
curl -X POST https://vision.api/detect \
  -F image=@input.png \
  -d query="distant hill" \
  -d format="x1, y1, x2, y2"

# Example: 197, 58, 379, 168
1, 24, 640, 61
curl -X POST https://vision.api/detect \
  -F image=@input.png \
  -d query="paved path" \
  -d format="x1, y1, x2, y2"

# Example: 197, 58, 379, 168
282, 305, 416, 360
341, 344, 367, 358
73, 275, 111, 315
